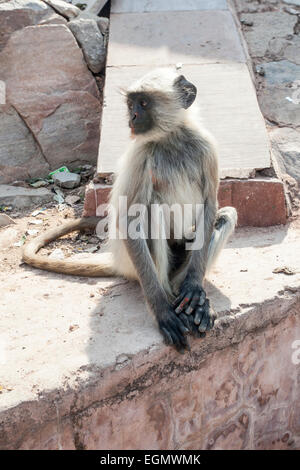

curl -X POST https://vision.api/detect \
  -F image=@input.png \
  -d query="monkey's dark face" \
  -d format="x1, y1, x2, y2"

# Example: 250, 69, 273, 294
127, 92, 154, 135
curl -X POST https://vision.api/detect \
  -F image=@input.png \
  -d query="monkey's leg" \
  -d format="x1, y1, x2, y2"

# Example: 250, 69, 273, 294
174, 205, 237, 334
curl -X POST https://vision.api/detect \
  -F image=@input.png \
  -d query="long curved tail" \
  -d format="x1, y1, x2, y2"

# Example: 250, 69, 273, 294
22, 217, 115, 277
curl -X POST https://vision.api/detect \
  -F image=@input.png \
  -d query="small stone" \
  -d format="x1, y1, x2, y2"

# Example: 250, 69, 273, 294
88, 236, 100, 244
241, 19, 253, 26
273, 266, 296, 275
43, 0, 80, 19
28, 219, 43, 225
284, 6, 300, 14
65, 195, 81, 205
0, 185, 52, 209
52, 172, 81, 189
68, 18, 106, 73
30, 180, 48, 188
0, 213, 15, 227
69, 324, 79, 332
283, 0, 300, 7
83, 246, 98, 253
26, 229, 39, 236
49, 248, 65, 260
256, 65, 265, 76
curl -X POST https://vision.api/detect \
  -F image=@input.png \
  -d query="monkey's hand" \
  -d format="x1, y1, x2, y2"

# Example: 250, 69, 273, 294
173, 280, 216, 335
158, 307, 191, 353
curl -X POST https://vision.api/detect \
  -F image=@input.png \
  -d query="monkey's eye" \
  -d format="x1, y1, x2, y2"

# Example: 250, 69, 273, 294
140, 100, 148, 108
127, 100, 133, 110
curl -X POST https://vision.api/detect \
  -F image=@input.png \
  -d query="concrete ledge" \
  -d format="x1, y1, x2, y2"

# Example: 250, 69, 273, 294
83, 178, 287, 227
1, 224, 299, 449
111, 0, 229, 13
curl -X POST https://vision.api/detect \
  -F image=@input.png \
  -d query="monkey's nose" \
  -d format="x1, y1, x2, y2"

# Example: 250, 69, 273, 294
132, 113, 137, 121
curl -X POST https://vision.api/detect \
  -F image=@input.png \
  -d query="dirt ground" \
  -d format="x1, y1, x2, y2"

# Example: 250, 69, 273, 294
0, 172, 102, 275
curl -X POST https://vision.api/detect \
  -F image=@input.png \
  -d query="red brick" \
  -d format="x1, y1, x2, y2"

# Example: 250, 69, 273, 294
84, 178, 287, 227
218, 178, 287, 227
82, 181, 112, 217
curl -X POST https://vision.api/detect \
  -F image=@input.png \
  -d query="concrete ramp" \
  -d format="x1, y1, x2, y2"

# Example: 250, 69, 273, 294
84, 0, 287, 226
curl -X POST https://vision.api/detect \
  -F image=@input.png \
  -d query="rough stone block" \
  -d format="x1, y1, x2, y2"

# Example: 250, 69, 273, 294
0, 24, 101, 175
0, 184, 52, 208
0, 0, 65, 52
218, 178, 287, 226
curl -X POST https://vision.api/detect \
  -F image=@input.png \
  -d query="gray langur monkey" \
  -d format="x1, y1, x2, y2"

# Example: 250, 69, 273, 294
22, 68, 237, 352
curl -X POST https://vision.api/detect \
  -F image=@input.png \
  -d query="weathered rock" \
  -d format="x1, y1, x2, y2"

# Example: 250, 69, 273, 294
0, 0, 65, 52
259, 86, 300, 127
283, 0, 300, 6
284, 6, 300, 15
83, 0, 108, 15
261, 60, 300, 86
79, 11, 109, 35
96, 16, 109, 34
0, 184, 52, 208
267, 38, 290, 58
0, 106, 49, 184
53, 171, 81, 189
0, 227, 18, 249
65, 194, 81, 205
270, 127, 300, 182
43, 0, 80, 19
0, 24, 101, 173
258, 61, 300, 127
240, 12, 297, 57
0, 213, 15, 227
284, 36, 300, 65
233, 0, 262, 13
68, 18, 106, 73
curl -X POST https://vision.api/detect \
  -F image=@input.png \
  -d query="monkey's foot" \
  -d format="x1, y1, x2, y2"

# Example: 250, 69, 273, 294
193, 299, 216, 334
174, 282, 216, 336
174, 281, 206, 315
158, 308, 190, 353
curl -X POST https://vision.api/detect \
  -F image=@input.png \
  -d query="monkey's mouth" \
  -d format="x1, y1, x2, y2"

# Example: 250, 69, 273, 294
129, 123, 135, 137
129, 122, 149, 136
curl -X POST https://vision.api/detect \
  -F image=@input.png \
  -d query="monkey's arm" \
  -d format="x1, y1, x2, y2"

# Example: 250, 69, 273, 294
123, 214, 190, 352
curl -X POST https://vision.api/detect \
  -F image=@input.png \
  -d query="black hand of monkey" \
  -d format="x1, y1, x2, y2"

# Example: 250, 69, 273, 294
158, 307, 190, 353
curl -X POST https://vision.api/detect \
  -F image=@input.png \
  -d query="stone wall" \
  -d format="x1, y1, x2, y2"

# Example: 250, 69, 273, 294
0, 0, 107, 184
1, 295, 299, 450
233, 0, 300, 212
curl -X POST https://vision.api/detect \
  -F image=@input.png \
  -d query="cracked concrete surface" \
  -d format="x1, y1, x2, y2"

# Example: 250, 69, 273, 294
0, 222, 299, 449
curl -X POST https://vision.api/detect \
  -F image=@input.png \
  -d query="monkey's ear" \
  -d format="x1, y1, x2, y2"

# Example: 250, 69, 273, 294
174, 75, 197, 109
